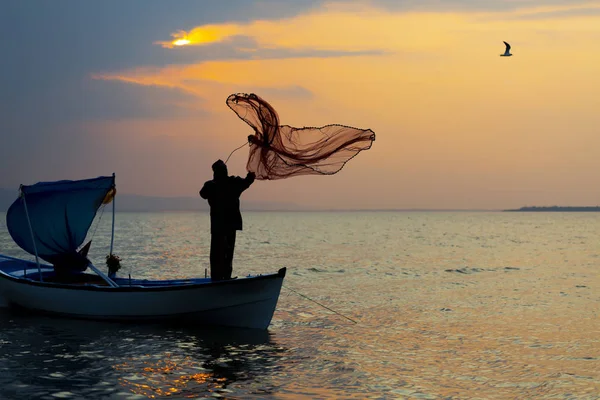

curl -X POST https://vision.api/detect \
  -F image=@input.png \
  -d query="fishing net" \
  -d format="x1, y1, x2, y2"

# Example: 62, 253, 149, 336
226, 93, 376, 180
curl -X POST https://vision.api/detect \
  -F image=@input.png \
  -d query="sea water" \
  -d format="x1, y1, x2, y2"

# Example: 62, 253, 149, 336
0, 211, 598, 399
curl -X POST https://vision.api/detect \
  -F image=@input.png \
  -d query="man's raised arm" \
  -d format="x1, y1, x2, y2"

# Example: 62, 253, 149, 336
236, 172, 255, 193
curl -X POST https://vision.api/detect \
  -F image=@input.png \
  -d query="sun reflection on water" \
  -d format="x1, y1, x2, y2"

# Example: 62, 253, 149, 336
113, 355, 227, 398
114, 355, 229, 398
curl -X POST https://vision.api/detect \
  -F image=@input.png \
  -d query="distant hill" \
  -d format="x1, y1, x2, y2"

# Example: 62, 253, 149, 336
0, 189, 304, 212
505, 206, 600, 212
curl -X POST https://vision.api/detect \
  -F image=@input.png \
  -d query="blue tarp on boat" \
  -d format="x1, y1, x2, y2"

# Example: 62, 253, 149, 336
6, 176, 115, 272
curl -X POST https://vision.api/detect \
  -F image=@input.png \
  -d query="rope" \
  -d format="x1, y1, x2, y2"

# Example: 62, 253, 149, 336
283, 285, 358, 324
225, 141, 248, 164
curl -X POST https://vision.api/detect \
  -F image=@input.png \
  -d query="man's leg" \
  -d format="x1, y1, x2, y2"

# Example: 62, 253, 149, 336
210, 233, 226, 280
224, 231, 237, 279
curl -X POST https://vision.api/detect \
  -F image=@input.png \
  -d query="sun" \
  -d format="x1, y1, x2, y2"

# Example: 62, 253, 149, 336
173, 39, 191, 46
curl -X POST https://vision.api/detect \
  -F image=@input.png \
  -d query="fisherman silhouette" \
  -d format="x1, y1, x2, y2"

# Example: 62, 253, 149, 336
200, 160, 255, 280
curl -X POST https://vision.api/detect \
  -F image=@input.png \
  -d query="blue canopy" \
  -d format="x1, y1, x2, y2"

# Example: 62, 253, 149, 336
6, 176, 115, 272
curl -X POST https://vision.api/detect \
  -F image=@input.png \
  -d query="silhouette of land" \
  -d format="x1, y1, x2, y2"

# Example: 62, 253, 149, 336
6, 187, 600, 213
505, 206, 600, 212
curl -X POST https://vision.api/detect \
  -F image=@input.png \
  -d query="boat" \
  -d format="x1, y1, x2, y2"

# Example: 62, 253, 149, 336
0, 175, 286, 330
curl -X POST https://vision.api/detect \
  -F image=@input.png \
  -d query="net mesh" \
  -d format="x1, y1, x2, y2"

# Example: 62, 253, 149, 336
226, 93, 376, 180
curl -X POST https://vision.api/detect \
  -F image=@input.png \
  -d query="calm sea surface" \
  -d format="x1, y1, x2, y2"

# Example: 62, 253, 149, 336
0, 211, 598, 399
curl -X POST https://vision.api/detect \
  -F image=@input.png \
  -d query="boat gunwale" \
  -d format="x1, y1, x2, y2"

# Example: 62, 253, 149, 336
0, 255, 286, 293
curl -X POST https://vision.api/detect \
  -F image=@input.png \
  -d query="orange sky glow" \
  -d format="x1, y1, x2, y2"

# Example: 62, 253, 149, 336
92, 2, 600, 209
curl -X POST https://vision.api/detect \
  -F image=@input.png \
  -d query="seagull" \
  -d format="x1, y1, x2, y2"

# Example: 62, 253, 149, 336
500, 41, 512, 57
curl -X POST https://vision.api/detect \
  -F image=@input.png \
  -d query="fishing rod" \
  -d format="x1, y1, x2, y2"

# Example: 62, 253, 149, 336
283, 285, 358, 324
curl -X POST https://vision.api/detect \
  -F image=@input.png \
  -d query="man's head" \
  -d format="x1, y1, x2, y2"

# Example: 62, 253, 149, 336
212, 160, 228, 180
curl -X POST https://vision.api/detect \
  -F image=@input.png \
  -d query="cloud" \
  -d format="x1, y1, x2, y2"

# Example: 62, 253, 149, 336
2, 77, 204, 127
254, 85, 314, 99
91, 0, 600, 121
92, 69, 315, 114
154, 1, 600, 56
0, 0, 332, 118
150, 34, 388, 66
79, 80, 206, 121
498, 3, 600, 20
316, 0, 600, 13
156, 24, 245, 48
155, 5, 431, 53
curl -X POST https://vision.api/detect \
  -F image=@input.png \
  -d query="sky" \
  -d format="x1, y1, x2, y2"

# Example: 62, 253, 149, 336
2, 0, 600, 210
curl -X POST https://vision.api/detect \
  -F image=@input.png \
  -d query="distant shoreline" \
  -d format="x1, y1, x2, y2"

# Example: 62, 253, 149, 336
504, 206, 600, 212
0, 208, 502, 213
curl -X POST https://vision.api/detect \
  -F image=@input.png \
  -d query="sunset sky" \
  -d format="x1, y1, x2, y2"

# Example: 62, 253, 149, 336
3, 0, 600, 209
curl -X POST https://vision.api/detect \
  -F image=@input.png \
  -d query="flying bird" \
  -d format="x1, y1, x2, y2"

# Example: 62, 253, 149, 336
500, 41, 512, 57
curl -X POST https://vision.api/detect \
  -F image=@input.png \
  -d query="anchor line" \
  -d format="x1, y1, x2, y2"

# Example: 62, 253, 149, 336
283, 285, 358, 324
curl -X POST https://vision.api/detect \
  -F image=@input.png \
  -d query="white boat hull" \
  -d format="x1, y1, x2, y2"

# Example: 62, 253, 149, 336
0, 257, 286, 330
